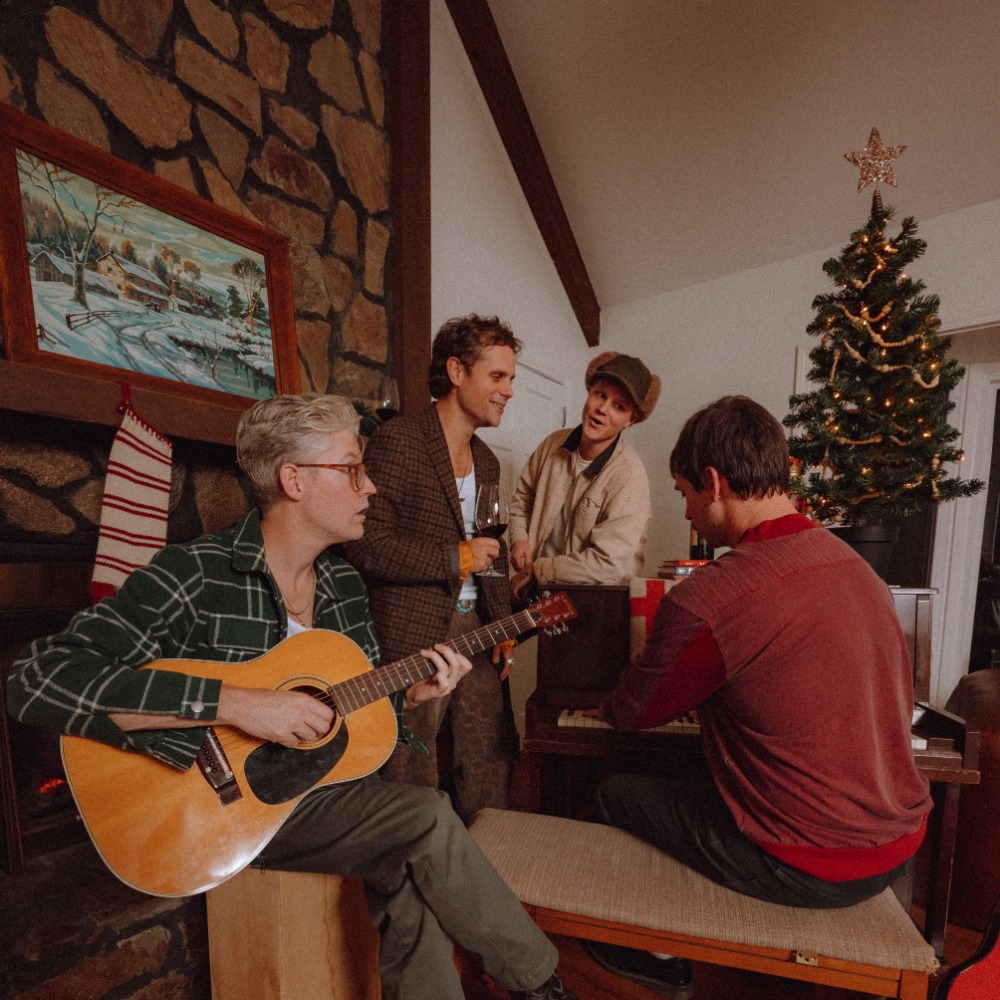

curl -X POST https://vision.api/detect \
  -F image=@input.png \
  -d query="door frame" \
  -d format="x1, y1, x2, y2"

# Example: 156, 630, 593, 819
930, 359, 1000, 703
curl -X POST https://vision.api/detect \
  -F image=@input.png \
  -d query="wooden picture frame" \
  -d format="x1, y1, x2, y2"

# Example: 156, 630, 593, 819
0, 105, 299, 444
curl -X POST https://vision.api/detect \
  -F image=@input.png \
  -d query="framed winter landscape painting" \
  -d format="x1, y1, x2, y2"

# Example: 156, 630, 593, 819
0, 105, 298, 443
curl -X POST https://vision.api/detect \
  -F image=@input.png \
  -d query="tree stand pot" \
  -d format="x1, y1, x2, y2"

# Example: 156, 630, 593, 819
829, 525, 900, 580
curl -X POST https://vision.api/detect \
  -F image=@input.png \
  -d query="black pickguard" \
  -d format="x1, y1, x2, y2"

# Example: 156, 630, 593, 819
244, 723, 350, 804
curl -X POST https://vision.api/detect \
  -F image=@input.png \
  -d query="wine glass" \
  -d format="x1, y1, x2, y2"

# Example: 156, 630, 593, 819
474, 483, 509, 577
376, 374, 400, 421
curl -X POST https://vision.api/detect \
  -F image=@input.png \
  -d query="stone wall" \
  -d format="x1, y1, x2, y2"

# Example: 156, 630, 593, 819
0, 4, 390, 996
0, 0, 389, 550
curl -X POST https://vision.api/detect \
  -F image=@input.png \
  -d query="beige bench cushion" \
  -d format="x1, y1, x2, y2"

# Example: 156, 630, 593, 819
470, 808, 938, 974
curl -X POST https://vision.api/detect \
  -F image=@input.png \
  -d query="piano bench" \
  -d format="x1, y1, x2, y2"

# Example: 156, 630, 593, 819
469, 809, 938, 1000
206, 867, 380, 1000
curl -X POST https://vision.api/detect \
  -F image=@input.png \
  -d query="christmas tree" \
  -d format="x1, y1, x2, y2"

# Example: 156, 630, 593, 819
784, 189, 983, 526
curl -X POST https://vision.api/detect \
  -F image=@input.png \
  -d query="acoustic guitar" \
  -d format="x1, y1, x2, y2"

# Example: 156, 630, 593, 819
61, 592, 577, 897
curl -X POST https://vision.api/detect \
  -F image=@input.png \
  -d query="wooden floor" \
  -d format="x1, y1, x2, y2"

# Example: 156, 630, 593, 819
455, 757, 984, 1000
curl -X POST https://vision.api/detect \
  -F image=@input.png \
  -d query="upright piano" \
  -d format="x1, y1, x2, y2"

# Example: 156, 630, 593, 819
521, 583, 980, 959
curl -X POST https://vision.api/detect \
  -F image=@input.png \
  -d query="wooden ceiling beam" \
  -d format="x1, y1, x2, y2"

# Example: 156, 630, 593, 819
444, 0, 601, 346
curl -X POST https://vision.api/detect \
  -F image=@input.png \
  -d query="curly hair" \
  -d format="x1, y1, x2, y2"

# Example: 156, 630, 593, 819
236, 393, 360, 509
669, 395, 789, 500
428, 314, 522, 399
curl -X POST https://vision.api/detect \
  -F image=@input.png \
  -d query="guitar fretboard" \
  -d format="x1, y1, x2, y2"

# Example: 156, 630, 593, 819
331, 607, 537, 714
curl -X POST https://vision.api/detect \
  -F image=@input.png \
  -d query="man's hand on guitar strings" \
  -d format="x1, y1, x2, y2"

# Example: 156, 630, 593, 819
217, 685, 334, 747
404, 644, 472, 708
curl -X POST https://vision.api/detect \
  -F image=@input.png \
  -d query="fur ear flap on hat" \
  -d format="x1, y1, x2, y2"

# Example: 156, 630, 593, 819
585, 351, 661, 423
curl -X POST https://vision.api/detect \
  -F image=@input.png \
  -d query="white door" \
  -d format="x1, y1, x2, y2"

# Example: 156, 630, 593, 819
478, 361, 567, 495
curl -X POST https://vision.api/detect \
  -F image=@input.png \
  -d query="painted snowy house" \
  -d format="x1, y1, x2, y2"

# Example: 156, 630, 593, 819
33, 249, 74, 285
33, 250, 118, 296
96, 253, 170, 311
173, 279, 223, 317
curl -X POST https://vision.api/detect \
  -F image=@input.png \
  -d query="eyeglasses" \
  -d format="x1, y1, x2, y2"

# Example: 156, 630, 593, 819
297, 462, 368, 491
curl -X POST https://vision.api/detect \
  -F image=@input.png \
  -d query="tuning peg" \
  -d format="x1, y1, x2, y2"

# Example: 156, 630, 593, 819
541, 622, 571, 636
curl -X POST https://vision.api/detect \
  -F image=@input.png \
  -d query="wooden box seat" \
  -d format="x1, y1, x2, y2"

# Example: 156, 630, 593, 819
469, 808, 938, 999
207, 868, 381, 1000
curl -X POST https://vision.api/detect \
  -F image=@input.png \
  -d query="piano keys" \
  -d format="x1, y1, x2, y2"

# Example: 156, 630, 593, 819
554, 706, 953, 753
557, 708, 701, 735
520, 584, 979, 959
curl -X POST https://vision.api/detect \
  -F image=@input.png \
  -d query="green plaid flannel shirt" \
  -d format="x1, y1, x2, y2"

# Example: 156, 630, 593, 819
7, 510, 413, 771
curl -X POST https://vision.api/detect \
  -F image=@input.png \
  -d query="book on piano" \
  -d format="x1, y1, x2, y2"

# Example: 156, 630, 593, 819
658, 559, 711, 580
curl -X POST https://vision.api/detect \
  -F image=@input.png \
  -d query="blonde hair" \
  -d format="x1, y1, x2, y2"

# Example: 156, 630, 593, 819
237, 394, 361, 509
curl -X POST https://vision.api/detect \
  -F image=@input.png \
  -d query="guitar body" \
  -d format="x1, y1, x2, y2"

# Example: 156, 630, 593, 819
61, 629, 397, 898
58, 592, 579, 898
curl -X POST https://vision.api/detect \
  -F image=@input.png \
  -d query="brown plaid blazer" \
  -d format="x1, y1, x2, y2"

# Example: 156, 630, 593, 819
342, 404, 511, 663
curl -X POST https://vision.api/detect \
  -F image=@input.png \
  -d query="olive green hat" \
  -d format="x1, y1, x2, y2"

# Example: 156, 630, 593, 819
585, 351, 661, 422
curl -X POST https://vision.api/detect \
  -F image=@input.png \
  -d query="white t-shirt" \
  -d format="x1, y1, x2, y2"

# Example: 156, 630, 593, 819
458, 467, 478, 603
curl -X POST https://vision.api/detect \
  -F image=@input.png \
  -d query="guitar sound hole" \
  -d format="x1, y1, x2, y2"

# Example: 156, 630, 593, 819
282, 681, 339, 739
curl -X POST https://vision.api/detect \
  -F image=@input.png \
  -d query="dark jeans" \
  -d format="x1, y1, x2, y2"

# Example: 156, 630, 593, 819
595, 773, 909, 909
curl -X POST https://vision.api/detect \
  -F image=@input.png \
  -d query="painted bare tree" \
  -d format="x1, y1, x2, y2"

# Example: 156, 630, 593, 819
183, 259, 201, 307
230, 257, 265, 337
18, 150, 139, 309
160, 245, 181, 299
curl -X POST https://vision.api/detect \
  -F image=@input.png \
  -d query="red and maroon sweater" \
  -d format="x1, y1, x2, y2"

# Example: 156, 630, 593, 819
604, 513, 932, 881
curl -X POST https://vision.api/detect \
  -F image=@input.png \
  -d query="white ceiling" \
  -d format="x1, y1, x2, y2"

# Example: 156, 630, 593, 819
486, 0, 1000, 310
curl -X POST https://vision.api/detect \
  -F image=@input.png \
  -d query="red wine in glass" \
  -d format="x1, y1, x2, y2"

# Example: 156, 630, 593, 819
476, 523, 509, 540
376, 375, 400, 421
474, 483, 509, 577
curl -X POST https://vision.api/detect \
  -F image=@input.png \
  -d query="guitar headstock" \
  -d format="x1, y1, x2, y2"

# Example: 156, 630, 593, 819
526, 591, 577, 634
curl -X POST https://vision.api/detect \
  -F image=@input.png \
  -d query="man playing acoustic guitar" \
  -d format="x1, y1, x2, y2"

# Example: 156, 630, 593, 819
8, 393, 576, 1000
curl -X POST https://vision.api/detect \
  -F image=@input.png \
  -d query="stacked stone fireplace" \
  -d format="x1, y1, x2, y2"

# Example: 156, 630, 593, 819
0, 408, 252, 871
1, 3, 395, 995
1, 0, 390, 838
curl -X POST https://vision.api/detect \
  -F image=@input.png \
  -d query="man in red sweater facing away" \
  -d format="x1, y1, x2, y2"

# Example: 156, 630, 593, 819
584, 395, 932, 993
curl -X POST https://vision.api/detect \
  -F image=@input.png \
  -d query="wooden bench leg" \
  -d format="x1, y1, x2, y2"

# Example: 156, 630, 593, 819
207, 868, 381, 1000
898, 968, 929, 999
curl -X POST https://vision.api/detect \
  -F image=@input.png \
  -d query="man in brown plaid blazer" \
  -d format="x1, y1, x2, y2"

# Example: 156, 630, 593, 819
344, 315, 521, 823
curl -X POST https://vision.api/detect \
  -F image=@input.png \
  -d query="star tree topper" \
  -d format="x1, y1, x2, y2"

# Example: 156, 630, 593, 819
844, 127, 907, 192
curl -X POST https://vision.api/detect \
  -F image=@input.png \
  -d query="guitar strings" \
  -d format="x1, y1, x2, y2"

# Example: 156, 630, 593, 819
209, 606, 550, 754
327, 609, 534, 714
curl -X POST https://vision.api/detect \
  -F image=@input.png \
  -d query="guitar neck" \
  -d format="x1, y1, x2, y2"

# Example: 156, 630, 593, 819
331, 606, 538, 715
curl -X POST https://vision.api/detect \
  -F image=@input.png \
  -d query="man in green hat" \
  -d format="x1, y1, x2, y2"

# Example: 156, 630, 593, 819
509, 351, 661, 601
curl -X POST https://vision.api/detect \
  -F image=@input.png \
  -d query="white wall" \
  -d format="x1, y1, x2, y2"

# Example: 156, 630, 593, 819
430, 0, 588, 395
598, 196, 1000, 573
601, 250, 826, 566
431, 0, 1000, 706
431, 0, 595, 728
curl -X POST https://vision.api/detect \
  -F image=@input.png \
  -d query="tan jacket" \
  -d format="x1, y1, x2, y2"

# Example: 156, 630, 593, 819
509, 426, 650, 586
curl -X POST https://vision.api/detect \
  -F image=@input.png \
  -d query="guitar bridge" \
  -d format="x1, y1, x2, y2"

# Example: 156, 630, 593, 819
197, 728, 242, 805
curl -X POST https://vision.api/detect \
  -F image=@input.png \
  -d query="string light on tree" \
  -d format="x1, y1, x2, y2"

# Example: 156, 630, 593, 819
783, 129, 983, 526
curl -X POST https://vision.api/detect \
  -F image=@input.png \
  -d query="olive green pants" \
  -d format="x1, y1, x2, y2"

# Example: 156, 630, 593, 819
260, 775, 556, 1000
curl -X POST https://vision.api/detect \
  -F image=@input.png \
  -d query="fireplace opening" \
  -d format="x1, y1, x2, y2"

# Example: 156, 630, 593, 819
1, 559, 92, 872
